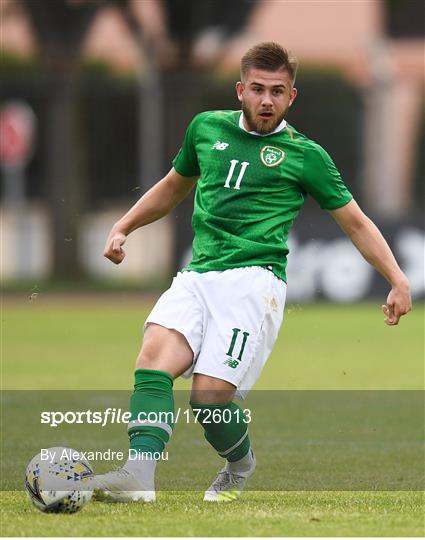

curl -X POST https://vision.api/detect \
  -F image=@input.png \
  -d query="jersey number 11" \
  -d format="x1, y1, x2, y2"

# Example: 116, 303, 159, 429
224, 160, 250, 190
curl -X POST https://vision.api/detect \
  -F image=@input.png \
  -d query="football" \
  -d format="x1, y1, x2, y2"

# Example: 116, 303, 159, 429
25, 446, 93, 513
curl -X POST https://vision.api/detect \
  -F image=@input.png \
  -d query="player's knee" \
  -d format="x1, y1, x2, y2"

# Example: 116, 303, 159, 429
136, 344, 169, 371
191, 375, 236, 404
135, 348, 158, 370
135, 338, 161, 370
136, 324, 164, 369
135, 324, 193, 376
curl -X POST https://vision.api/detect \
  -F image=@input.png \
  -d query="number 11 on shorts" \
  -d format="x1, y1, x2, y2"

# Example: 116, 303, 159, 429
226, 327, 250, 365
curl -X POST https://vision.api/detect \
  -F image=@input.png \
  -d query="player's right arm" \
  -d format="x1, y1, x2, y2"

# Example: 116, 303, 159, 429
104, 168, 198, 264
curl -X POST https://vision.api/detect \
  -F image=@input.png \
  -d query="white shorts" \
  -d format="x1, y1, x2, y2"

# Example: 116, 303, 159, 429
145, 267, 286, 399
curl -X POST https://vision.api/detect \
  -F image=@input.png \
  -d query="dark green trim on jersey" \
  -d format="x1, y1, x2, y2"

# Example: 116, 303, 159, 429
173, 110, 352, 282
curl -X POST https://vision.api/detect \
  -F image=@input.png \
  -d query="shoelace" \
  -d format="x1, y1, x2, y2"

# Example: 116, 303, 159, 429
211, 471, 243, 492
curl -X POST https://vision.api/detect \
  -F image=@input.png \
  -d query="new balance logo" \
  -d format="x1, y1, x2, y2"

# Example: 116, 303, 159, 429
212, 141, 229, 150
223, 358, 239, 369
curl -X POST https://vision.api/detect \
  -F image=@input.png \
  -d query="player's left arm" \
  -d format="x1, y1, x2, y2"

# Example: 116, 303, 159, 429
329, 199, 412, 325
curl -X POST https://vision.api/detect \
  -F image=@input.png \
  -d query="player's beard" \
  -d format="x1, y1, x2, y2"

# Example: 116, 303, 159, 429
242, 102, 288, 135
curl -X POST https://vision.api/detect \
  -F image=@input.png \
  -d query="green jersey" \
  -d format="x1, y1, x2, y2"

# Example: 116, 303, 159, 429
173, 110, 352, 282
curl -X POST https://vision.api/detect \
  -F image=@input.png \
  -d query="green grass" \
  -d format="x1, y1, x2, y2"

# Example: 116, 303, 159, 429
1, 297, 424, 536
1, 491, 424, 537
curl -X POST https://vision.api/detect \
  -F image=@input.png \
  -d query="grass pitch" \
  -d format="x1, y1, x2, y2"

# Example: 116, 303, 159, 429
2, 491, 424, 537
1, 295, 424, 536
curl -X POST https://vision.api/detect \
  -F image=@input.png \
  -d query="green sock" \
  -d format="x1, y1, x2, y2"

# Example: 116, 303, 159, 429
128, 369, 174, 455
190, 401, 251, 462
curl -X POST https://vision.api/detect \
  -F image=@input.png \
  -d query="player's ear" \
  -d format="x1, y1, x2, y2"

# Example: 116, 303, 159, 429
236, 81, 244, 102
289, 87, 297, 107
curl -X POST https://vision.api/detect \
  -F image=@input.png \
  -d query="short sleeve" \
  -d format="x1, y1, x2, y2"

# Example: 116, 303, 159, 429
301, 145, 352, 210
172, 116, 200, 177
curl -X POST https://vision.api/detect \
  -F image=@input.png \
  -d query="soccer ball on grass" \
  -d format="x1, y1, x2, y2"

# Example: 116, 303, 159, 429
25, 446, 93, 513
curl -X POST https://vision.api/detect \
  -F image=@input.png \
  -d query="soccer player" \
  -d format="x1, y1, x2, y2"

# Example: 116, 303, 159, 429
92, 42, 411, 502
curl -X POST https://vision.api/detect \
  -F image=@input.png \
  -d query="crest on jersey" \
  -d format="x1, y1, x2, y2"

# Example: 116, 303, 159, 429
260, 146, 285, 167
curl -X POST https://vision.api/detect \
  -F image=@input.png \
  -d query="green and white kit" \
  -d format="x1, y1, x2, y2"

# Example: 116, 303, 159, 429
147, 110, 352, 394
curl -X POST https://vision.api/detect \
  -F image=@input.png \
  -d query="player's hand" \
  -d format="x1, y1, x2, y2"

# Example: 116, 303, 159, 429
104, 230, 127, 264
382, 280, 412, 325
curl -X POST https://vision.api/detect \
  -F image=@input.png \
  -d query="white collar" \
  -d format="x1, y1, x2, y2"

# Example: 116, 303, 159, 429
239, 112, 287, 136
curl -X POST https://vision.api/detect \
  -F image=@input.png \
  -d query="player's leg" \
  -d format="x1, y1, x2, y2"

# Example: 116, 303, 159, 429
190, 373, 256, 501
89, 323, 193, 502
130, 320, 195, 458
89, 273, 203, 502
127, 323, 193, 487
188, 267, 286, 501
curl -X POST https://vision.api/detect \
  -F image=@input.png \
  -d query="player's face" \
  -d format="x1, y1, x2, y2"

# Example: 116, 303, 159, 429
236, 68, 297, 134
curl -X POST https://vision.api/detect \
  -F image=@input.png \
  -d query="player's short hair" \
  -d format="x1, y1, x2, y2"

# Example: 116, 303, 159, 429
241, 42, 298, 84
